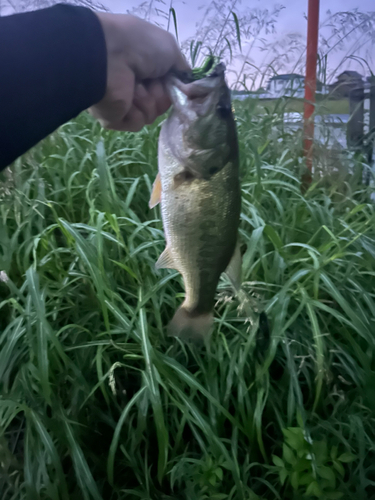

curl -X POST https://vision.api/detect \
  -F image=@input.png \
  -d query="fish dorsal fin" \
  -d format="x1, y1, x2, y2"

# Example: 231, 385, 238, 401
149, 172, 162, 209
156, 247, 176, 270
224, 241, 242, 292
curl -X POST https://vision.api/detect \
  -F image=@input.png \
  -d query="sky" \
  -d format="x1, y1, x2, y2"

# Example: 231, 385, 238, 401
106, 0, 373, 42
103, 0, 374, 86
2, 0, 373, 87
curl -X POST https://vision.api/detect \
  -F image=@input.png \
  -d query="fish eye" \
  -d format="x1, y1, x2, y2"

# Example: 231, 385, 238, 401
180, 170, 194, 181
173, 169, 195, 188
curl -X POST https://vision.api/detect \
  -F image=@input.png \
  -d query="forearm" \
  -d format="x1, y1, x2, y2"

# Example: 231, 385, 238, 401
0, 4, 107, 171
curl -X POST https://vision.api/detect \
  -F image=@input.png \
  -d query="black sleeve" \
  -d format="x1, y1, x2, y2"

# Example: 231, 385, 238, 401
0, 4, 107, 171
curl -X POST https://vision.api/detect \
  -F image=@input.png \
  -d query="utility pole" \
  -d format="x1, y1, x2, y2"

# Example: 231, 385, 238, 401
302, 0, 320, 191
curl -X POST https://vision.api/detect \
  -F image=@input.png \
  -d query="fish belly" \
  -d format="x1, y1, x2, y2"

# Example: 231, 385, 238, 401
160, 161, 240, 315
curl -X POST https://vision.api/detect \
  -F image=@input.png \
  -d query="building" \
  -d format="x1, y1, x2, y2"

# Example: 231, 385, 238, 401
329, 71, 364, 98
266, 74, 306, 98
264, 74, 328, 98
232, 74, 330, 101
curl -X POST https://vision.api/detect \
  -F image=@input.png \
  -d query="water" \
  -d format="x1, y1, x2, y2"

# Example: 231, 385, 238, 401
283, 112, 375, 198
283, 113, 349, 148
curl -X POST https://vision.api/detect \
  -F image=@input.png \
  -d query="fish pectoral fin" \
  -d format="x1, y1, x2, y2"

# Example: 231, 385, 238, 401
149, 172, 162, 209
224, 241, 242, 292
155, 247, 176, 270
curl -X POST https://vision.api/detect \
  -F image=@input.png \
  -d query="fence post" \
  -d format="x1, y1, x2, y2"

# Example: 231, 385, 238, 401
347, 85, 365, 150
369, 77, 375, 139
366, 76, 375, 185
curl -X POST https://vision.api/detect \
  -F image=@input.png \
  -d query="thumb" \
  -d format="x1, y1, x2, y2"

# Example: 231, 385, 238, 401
173, 48, 190, 72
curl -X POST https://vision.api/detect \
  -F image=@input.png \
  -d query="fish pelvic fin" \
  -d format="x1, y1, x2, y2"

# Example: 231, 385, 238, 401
167, 307, 213, 343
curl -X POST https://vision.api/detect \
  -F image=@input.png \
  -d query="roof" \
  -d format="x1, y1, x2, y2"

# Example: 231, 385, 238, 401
338, 70, 363, 79
270, 73, 305, 81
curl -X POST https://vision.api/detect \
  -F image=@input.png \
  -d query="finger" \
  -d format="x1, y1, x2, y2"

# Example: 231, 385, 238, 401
105, 105, 146, 132
89, 65, 135, 124
143, 79, 171, 116
173, 46, 190, 72
132, 83, 157, 125
98, 80, 173, 132
88, 97, 130, 129
165, 32, 190, 73
131, 80, 171, 126
142, 34, 190, 79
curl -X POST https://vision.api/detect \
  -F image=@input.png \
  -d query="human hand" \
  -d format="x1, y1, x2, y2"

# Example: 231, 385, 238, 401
89, 12, 189, 132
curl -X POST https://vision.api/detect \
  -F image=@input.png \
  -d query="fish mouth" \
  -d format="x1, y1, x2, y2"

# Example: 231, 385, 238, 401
170, 62, 226, 86
166, 63, 228, 118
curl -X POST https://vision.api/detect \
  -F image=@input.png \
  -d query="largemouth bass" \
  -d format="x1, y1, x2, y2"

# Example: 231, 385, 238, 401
149, 63, 241, 341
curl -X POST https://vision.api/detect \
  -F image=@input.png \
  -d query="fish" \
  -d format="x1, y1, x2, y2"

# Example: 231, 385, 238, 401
149, 63, 241, 341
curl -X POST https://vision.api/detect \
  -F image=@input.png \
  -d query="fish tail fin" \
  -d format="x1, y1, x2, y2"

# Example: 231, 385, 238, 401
168, 306, 213, 343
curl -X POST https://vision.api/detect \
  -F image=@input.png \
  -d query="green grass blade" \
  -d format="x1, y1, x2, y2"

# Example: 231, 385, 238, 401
64, 418, 103, 500
107, 386, 147, 485
232, 11, 242, 52
25, 267, 51, 404
138, 288, 169, 483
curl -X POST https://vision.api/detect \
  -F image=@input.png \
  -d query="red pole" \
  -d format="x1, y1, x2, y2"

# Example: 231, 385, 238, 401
302, 0, 320, 190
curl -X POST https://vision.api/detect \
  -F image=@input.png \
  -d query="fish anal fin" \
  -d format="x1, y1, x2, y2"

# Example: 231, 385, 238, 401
149, 172, 162, 209
155, 247, 176, 270
224, 241, 242, 292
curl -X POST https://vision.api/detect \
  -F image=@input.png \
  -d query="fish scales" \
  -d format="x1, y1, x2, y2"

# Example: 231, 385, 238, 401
151, 63, 241, 340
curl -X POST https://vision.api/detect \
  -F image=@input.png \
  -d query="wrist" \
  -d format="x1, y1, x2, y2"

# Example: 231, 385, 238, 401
95, 12, 134, 72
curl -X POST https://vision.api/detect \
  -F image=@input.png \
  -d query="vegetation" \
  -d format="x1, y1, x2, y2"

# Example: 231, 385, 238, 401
1, 1, 375, 499
1, 96, 375, 499
251, 97, 349, 115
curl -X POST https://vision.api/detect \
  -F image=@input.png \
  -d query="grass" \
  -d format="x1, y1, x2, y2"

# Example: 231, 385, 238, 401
1, 99, 375, 500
